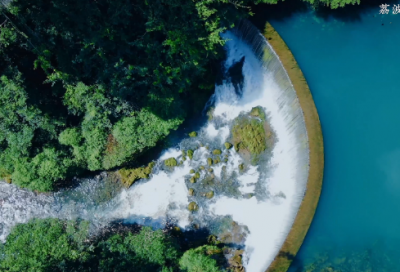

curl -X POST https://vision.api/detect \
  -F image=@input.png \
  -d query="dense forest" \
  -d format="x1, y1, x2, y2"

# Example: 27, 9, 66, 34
0, 218, 228, 272
0, 0, 359, 192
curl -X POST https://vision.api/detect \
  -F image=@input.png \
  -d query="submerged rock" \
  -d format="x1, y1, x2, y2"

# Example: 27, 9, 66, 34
164, 157, 178, 167
118, 162, 155, 188
188, 201, 199, 212
189, 131, 197, 137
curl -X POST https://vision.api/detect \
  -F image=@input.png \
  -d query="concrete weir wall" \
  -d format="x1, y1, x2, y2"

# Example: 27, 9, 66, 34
263, 23, 324, 272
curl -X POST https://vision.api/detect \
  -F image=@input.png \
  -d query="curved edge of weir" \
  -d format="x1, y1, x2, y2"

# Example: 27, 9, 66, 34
262, 23, 324, 272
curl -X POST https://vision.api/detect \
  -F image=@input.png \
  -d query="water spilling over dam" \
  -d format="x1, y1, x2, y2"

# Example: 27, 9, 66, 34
0, 22, 309, 272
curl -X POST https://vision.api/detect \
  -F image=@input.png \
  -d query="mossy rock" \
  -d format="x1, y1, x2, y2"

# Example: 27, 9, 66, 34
250, 106, 266, 121
194, 172, 200, 179
187, 149, 194, 160
164, 157, 178, 167
182, 156, 187, 161
189, 169, 195, 174
190, 177, 197, 183
238, 163, 245, 171
212, 149, 222, 155
223, 158, 228, 163
206, 191, 214, 199
207, 235, 220, 245
214, 156, 221, 164
207, 158, 213, 166
200, 165, 205, 170
189, 131, 197, 137
208, 168, 214, 173
181, 150, 186, 156
224, 142, 233, 149
118, 162, 155, 188
188, 188, 195, 196
232, 116, 267, 155
234, 142, 240, 152
188, 201, 199, 212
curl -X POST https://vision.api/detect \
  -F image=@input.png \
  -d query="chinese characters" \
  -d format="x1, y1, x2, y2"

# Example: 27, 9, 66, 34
380, 4, 400, 14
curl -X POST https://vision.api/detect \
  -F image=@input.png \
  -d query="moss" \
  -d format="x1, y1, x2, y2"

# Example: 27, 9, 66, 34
238, 163, 245, 171
118, 162, 155, 188
190, 177, 197, 183
206, 191, 214, 199
187, 149, 194, 160
188, 201, 199, 212
250, 106, 266, 121
232, 117, 267, 155
189, 169, 195, 174
212, 149, 222, 155
189, 131, 197, 137
224, 142, 232, 149
188, 188, 195, 196
164, 157, 178, 167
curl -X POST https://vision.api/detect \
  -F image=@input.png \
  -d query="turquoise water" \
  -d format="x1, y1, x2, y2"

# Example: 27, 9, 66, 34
255, 2, 400, 271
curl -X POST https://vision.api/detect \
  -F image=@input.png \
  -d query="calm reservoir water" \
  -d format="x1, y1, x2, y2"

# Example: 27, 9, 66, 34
255, 2, 400, 271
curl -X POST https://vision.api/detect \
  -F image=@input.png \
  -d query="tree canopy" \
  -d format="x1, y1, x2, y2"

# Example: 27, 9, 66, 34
0, 219, 224, 272
0, 0, 360, 191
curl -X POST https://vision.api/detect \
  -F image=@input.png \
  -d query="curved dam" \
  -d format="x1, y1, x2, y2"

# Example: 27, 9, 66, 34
0, 21, 323, 272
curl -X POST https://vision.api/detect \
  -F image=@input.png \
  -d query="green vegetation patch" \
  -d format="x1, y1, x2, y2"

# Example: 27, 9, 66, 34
212, 149, 222, 155
189, 131, 197, 137
187, 149, 194, 160
188, 202, 199, 212
232, 116, 267, 155
118, 162, 155, 188
206, 191, 214, 199
250, 106, 266, 121
224, 142, 232, 149
164, 157, 178, 167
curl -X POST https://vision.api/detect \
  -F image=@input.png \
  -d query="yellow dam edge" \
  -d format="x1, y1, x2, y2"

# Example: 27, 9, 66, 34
263, 23, 325, 272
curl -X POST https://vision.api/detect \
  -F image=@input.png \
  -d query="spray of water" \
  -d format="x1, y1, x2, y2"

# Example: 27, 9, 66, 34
0, 22, 309, 272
